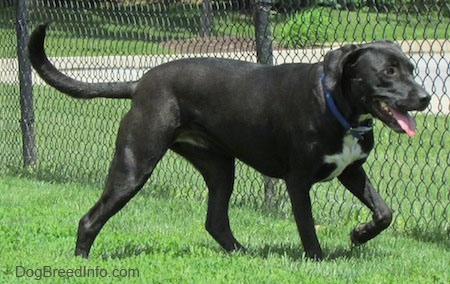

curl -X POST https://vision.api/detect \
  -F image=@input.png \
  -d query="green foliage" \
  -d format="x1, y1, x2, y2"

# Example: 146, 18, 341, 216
1, 3, 449, 56
273, 7, 449, 47
276, 8, 331, 48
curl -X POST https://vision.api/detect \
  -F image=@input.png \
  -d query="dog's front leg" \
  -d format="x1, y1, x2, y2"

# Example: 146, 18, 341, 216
286, 178, 323, 260
338, 165, 393, 245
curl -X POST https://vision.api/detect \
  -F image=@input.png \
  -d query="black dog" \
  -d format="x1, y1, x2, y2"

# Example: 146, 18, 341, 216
28, 23, 430, 260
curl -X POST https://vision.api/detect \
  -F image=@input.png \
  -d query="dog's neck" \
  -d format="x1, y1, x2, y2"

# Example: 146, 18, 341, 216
321, 73, 372, 140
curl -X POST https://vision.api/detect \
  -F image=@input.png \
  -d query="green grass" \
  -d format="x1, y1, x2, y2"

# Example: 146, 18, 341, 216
0, 175, 449, 283
2, 5, 449, 57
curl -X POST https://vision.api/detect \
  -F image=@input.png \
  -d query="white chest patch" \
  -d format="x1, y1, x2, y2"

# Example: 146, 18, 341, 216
322, 135, 368, 181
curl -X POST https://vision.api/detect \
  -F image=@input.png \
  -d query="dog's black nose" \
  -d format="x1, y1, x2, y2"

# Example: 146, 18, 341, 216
418, 90, 431, 107
419, 94, 431, 105
411, 89, 431, 111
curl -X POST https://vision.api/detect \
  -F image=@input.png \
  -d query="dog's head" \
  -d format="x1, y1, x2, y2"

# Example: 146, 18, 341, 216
323, 41, 431, 137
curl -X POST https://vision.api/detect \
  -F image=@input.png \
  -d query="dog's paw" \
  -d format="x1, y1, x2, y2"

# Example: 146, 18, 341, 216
350, 228, 364, 246
303, 251, 324, 262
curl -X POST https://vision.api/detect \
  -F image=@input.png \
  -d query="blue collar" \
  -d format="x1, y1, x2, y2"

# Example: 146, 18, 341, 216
321, 73, 372, 140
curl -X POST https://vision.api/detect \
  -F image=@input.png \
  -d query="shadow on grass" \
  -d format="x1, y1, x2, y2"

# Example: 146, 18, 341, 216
324, 244, 391, 260
101, 242, 224, 260
102, 240, 390, 261
401, 226, 450, 249
102, 243, 154, 260
250, 243, 389, 261
248, 243, 304, 261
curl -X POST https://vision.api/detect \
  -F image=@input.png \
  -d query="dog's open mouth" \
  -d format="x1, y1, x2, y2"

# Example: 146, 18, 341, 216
375, 102, 417, 137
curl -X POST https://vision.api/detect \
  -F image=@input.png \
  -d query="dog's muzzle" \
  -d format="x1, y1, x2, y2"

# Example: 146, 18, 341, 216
371, 90, 430, 137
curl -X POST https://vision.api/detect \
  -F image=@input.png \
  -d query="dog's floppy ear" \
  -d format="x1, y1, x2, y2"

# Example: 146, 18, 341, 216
323, 44, 361, 92
323, 40, 399, 92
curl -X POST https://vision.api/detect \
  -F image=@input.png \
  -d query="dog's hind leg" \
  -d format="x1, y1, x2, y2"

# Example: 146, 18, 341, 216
171, 144, 246, 252
75, 104, 179, 258
338, 164, 393, 246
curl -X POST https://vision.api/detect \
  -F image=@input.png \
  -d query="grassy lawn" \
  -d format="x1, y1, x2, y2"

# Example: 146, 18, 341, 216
0, 175, 448, 283
1, 5, 449, 56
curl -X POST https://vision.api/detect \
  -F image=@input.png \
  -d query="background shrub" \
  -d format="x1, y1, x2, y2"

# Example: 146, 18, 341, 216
276, 8, 331, 48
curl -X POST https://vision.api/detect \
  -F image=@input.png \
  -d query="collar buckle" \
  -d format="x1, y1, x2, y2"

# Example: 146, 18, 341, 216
349, 126, 372, 140
321, 73, 372, 140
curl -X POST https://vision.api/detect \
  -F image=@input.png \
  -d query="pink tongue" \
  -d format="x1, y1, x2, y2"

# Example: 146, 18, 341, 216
390, 108, 416, 137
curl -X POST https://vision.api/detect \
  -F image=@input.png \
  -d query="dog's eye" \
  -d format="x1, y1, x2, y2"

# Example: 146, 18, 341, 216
383, 67, 397, 76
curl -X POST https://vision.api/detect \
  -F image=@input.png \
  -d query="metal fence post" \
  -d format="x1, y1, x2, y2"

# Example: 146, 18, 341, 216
200, 0, 213, 37
254, 0, 276, 209
15, 0, 37, 169
254, 0, 273, 65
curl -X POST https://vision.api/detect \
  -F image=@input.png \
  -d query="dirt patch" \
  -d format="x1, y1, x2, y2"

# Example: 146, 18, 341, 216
161, 36, 257, 54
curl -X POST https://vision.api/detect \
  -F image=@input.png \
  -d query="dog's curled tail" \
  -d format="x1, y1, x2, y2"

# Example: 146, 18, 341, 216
28, 23, 135, 99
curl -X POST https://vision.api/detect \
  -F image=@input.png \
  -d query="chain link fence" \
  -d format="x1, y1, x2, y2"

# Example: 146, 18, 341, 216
1, 0, 448, 234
